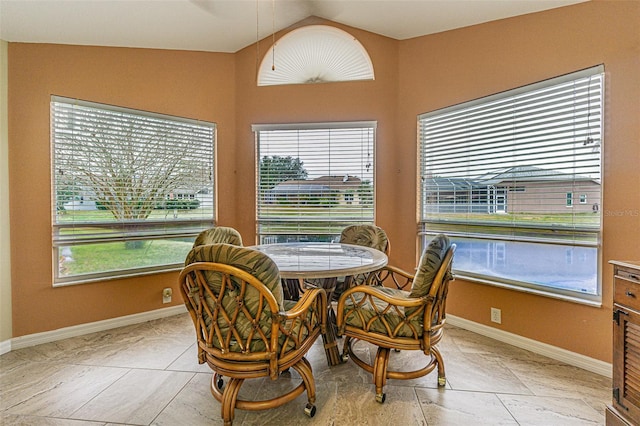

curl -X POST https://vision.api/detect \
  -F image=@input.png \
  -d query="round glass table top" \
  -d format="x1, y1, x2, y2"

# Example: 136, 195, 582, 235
251, 242, 388, 279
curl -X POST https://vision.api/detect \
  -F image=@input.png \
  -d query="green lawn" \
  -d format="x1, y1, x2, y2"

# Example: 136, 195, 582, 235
58, 207, 599, 278
57, 209, 202, 276
425, 212, 600, 226
60, 239, 193, 276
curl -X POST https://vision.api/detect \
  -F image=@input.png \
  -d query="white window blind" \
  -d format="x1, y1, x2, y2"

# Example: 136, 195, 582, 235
51, 96, 215, 284
257, 25, 375, 86
418, 66, 603, 301
254, 122, 375, 243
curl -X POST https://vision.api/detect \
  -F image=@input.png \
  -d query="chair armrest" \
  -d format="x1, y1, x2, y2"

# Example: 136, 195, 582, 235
336, 285, 429, 339
276, 287, 328, 355
282, 287, 327, 322
365, 264, 415, 290
338, 285, 425, 309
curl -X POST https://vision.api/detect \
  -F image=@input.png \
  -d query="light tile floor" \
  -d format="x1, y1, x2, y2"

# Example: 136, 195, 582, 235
0, 313, 611, 425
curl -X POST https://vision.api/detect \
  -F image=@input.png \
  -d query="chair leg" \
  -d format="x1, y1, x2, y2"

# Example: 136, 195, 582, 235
341, 336, 351, 362
373, 347, 390, 403
218, 376, 243, 426
292, 357, 316, 406
432, 346, 446, 387
291, 357, 317, 417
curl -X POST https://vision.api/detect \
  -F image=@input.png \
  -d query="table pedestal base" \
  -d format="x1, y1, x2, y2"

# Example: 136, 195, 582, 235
283, 277, 342, 366
311, 276, 342, 366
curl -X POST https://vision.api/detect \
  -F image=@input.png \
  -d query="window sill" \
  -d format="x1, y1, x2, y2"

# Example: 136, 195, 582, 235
453, 272, 602, 308
53, 266, 183, 287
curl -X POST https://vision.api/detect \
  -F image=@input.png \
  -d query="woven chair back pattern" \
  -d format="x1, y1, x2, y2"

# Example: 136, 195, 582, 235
182, 244, 287, 356
338, 225, 390, 289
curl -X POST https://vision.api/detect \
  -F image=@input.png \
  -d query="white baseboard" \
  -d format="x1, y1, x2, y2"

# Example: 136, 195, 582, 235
3, 307, 612, 379
0, 338, 11, 355
447, 314, 612, 378
8, 305, 187, 352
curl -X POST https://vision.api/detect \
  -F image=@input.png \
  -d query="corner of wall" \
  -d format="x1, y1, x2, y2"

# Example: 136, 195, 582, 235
0, 39, 13, 349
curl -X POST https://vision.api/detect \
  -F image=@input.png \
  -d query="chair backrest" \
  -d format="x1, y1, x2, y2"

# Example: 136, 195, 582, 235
339, 224, 390, 255
408, 235, 456, 332
409, 234, 452, 298
193, 226, 243, 247
181, 244, 285, 355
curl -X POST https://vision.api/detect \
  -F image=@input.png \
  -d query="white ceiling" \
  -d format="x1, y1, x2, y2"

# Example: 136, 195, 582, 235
0, 0, 587, 53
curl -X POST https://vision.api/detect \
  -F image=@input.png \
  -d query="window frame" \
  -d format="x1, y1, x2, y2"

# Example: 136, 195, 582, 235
51, 96, 216, 285
418, 66, 604, 304
253, 121, 376, 244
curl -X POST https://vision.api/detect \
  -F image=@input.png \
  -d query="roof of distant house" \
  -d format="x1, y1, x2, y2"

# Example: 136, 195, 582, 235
270, 175, 363, 193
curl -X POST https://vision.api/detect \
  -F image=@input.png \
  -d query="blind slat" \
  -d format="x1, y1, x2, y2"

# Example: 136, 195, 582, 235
52, 98, 216, 243
255, 123, 375, 241
418, 67, 603, 241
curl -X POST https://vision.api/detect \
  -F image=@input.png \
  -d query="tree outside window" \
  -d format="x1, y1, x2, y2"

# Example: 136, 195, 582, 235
51, 97, 215, 285
254, 122, 376, 243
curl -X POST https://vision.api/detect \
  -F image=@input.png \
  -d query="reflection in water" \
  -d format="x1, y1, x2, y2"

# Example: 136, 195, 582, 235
451, 238, 598, 295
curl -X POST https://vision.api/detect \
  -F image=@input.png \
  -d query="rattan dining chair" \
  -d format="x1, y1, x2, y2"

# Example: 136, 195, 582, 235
336, 234, 456, 403
283, 225, 390, 302
179, 243, 327, 425
335, 224, 390, 297
339, 224, 390, 254
192, 226, 243, 247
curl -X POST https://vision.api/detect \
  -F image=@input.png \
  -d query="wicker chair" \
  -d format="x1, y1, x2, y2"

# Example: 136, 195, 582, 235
339, 224, 390, 254
284, 225, 390, 301
193, 226, 243, 247
332, 224, 390, 299
336, 234, 456, 403
179, 243, 327, 425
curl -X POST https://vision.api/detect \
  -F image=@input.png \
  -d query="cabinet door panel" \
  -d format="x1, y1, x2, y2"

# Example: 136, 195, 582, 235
613, 304, 640, 424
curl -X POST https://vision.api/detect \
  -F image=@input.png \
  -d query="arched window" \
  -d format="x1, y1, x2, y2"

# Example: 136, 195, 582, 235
257, 25, 375, 86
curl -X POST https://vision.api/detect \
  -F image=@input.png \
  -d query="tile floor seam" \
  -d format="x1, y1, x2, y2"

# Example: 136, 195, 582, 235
0, 314, 609, 425
66, 367, 135, 423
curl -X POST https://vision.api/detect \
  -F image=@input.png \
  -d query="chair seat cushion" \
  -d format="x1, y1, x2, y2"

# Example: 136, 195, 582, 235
341, 287, 424, 338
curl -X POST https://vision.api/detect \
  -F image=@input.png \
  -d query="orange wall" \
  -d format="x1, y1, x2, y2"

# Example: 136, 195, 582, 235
8, 45, 237, 336
397, 0, 639, 362
7, 2, 640, 363
232, 16, 400, 246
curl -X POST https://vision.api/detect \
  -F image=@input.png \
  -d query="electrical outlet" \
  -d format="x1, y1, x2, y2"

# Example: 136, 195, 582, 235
490, 307, 502, 324
162, 288, 173, 304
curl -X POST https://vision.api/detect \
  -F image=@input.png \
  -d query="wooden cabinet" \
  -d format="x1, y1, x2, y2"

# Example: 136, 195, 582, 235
607, 260, 640, 426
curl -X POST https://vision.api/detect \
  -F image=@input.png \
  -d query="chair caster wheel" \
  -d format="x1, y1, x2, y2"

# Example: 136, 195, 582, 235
341, 353, 349, 362
375, 393, 386, 403
304, 403, 316, 417
438, 377, 446, 387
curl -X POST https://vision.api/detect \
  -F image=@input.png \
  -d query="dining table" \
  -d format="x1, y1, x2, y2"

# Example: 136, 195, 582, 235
251, 241, 388, 366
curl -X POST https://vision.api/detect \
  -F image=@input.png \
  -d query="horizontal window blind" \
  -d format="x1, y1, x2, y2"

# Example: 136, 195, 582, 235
418, 66, 603, 299
51, 96, 215, 283
254, 122, 375, 242
419, 66, 603, 245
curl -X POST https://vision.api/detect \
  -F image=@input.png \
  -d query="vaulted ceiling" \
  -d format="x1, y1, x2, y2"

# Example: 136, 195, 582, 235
0, 0, 587, 53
